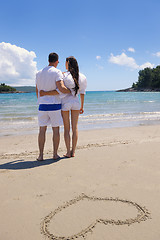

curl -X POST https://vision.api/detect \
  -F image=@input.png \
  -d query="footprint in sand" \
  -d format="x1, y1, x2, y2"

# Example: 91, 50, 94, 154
0, 169, 9, 174
41, 194, 150, 240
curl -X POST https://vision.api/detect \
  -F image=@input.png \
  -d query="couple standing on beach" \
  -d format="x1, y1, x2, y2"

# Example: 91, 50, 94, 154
36, 53, 87, 160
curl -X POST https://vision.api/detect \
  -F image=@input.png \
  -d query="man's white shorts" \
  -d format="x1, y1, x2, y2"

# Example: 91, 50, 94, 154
38, 110, 63, 127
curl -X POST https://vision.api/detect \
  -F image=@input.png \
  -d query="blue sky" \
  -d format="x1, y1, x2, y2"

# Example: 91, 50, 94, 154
1, 0, 160, 90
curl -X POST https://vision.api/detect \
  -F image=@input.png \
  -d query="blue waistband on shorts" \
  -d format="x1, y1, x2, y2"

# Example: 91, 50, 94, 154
39, 104, 62, 111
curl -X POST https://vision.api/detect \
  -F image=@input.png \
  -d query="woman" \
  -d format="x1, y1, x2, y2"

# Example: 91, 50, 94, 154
40, 56, 87, 157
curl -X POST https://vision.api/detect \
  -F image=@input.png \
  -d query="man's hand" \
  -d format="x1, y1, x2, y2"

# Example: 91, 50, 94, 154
79, 108, 84, 114
40, 90, 45, 97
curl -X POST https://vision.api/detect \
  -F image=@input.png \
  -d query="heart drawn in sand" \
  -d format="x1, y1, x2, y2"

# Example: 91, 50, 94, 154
41, 194, 150, 240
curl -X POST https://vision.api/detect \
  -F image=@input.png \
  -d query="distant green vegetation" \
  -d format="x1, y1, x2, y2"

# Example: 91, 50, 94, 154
132, 65, 160, 90
0, 83, 16, 93
0, 84, 36, 93
14, 86, 36, 92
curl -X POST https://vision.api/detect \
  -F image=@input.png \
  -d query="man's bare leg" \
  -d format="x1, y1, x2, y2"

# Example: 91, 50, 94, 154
52, 127, 60, 159
37, 126, 47, 161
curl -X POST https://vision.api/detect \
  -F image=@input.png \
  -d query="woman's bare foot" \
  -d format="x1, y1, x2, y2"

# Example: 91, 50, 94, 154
71, 150, 75, 157
37, 155, 43, 161
53, 154, 60, 160
63, 152, 71, 158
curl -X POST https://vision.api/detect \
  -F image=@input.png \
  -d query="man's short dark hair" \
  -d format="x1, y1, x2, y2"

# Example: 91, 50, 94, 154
48, 52, 59, 63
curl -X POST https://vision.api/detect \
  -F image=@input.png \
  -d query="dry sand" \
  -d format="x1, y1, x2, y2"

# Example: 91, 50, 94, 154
0, 125, 160, 240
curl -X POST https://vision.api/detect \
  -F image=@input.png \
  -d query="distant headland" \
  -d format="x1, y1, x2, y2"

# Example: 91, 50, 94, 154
0, 83, 36, 93
117, 65, 160, 92
117, 87, 160, 92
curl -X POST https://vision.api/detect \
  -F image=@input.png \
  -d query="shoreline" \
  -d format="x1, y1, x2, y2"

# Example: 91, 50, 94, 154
1, 119, 160, 138
0, 91, 31, 94
1, 123, 160, 155
116, 87, 160, 92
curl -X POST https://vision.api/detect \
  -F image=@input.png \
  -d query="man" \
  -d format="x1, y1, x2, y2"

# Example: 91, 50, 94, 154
36, 52, 70, 161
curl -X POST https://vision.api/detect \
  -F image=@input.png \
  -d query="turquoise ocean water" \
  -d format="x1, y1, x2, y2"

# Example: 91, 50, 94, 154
1, 91, 160, 136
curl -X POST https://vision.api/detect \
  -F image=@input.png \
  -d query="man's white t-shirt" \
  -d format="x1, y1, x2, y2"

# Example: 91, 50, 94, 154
36, 66, 63, 104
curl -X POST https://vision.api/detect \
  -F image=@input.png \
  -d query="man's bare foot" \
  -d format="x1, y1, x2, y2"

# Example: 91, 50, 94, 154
37, 155, 43, 161
53, 154, 60, 160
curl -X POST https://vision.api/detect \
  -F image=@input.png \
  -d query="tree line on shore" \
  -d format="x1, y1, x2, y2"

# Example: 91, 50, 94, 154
132, 65, 160, 90
0, 83, 36, 93
0, 83, 16, 93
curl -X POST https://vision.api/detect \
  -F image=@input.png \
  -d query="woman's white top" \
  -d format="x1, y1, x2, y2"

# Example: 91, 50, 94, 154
60, 72, 87, 103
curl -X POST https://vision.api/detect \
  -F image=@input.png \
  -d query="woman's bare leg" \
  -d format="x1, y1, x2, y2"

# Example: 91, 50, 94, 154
61, 111, 71, 157
71, 110, 79, 157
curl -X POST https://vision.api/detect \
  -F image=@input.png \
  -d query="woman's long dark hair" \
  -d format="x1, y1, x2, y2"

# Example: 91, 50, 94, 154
66, 56, 79, 95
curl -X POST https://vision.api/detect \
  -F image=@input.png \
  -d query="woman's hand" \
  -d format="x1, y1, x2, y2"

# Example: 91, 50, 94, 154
79, 108, 84, 114
80, 94, 84, 114
39, 90, 45, 97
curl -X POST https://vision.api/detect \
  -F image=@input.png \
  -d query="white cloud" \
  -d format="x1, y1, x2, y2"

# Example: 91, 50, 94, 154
128, 47, 135, 53
140, 62, 154, 69
96, 56, 101, 60
0, 42, 37, 86
153, 51, 160, 57
109, 53, 139, 69
109, 52, 154, 70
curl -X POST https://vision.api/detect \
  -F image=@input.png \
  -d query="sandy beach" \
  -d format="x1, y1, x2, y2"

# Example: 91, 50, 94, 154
0, 125, 160, 240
